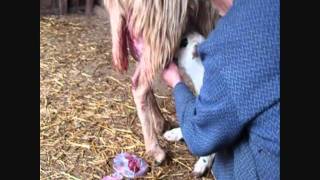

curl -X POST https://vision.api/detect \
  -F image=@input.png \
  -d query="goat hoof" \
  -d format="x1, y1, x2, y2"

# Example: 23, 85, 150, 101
154, 154, 167, 166
146, 144, 166, 166
192, 171, 202, 178
151, 148, 166, 165
154, 160, 163, 166
191, 171, 203, 178
154, 152, 166, 165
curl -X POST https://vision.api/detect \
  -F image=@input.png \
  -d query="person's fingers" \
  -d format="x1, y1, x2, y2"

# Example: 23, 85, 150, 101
213, 0, 233, 16
169, 63, 178, 72
161, 62, 183, 87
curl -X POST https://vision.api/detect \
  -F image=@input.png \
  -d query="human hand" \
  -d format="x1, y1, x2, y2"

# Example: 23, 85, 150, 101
162, 63, 182, 88
212, 0, 233, 16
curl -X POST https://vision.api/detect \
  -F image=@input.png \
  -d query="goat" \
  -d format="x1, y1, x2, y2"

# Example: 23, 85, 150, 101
104, 1, 229, 174
163, 32, 216, 177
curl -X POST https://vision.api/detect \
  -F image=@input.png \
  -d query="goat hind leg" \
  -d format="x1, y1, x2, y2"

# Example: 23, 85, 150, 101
132, 70, 166, 164
132, 66, 167, 135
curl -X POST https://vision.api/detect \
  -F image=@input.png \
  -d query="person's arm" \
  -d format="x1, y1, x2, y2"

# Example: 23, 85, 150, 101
162, 63, 242, 156
171, 68, 242, 157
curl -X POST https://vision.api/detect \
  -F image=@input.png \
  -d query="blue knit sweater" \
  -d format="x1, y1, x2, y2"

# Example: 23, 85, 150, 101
173, 0, 279, 179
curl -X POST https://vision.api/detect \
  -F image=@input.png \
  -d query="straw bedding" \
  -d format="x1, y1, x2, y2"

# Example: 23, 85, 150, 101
40, 14, 214, 180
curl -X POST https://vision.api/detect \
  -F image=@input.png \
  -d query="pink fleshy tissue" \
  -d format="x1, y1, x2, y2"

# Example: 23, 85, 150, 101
101, 152, 149, 180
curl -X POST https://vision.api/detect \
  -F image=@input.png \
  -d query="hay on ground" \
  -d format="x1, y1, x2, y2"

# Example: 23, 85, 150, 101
40, 14, 214, 180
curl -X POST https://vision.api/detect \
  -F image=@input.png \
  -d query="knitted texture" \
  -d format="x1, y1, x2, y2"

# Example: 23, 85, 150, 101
173, 0, 279, 179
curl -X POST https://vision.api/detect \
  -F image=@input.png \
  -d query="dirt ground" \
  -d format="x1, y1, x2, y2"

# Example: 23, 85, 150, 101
40, 13, 214, 180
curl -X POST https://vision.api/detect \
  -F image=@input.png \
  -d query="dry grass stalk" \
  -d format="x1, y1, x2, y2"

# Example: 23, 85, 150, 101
40, 14, 214, 180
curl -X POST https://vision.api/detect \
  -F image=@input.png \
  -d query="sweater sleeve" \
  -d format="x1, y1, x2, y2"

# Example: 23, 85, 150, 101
173, 71, 243, 156
173, 82, 196, 117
